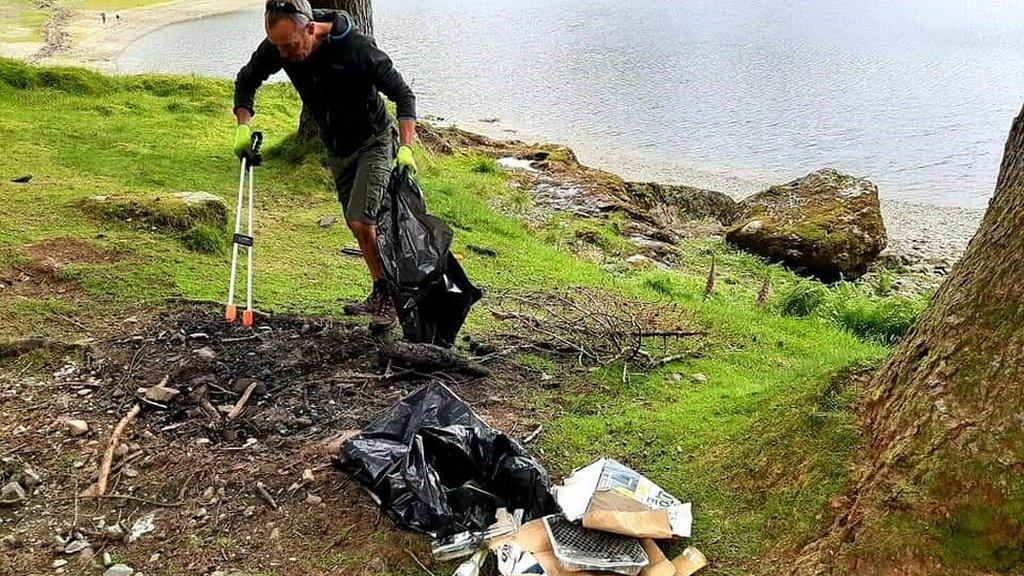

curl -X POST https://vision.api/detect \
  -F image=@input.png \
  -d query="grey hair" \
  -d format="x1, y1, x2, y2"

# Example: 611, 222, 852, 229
266, 11, 310, 28
265, 0, 313, 27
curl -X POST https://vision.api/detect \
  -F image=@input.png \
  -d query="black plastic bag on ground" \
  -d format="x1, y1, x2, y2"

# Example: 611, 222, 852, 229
333, 382, 555, 538
376, 169, 481, 347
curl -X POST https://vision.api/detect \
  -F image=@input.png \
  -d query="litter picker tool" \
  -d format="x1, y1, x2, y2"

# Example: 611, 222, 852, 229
226, 131, 263, 327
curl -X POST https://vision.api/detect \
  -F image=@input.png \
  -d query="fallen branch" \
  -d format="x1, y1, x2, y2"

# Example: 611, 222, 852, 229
227, 381, 259, 421
82, 403, 141, 498
378, 341, 488, 377
490, 288, 704, 369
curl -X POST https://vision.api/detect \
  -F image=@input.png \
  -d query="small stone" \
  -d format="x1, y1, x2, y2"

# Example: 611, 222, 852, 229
102, 552, 113, 566
141, 383, 180, 403
194, 347, 216, 361
366, 558, 386, 573
104, 563, 134, 576
269, 527, 280, 540
193, 506, 207, 519
243, 505, 256, 517
53, 559, 69, 568
115, 444, 130, 458
123, 466, 139, 478
104, 524, 125, 541
1, 481, 26, 503
22, 468, 41, 488
77, 388, 93, 397
305, 494, 323, 506
64, 539, 90, 554
301, 469, 314, 483
63, 419, 89, 436
189, 332, 209, 340
625, 254, 653, 268
691, 373, 708, 384
201, 486, 216, 502
318, 215, 337, 228
77, 547, 95, 565
148, 553, 160, 564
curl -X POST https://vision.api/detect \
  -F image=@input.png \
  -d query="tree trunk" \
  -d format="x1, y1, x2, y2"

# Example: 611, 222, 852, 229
791, 107, 1024, 574
296, 0, 374, 143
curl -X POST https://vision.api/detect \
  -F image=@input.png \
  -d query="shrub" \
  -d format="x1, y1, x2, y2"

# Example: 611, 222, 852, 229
469, 154, 499, 174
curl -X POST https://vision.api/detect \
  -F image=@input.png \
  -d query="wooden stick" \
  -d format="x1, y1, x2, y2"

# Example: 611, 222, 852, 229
84, 403, 141, 498
255, 481, 278, 510
227, 381, 259, 421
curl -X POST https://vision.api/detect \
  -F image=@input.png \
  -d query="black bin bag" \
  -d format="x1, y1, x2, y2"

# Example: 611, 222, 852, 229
376, 169, 482, 348
333, 382, 555, 538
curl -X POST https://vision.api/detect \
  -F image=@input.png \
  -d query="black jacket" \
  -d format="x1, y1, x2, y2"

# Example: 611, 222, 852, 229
234, 10, 416, 156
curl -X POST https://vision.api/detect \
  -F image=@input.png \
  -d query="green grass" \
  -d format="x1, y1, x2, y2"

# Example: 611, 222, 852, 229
778, 280, 930, 343
0, 58, 891, 574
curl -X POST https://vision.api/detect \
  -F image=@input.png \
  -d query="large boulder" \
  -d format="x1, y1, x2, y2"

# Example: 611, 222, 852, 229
726, 169, 887, 280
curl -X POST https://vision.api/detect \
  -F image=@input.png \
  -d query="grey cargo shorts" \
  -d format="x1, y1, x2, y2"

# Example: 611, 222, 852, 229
326, 127, 397, 225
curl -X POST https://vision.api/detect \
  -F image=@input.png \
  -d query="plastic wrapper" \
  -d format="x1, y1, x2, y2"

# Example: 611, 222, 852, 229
333, 382, 554, 538
376, 169, 481, 347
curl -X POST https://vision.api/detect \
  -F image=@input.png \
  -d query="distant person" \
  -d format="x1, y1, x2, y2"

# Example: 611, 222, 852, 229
100, 12, 106, 24
233, 0, 417, 329
115, 13, 120, 22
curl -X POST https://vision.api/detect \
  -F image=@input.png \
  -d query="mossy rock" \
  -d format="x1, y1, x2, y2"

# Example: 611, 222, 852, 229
625, 181, 739, 225
726, 169, 887, 280
77, 192, 228, 253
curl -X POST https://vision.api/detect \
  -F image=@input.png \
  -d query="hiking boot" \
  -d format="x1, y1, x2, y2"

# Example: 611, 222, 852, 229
369, 293, 398, 335
343, 281, 389, 316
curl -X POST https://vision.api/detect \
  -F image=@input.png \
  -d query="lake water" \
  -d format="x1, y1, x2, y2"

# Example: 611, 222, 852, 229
118, 0, 1024, 208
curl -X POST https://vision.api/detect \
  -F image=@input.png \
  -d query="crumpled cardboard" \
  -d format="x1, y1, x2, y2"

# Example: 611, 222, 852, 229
490, 519, 677, 576
671, 546, 708, 576
553, 459, 692, 539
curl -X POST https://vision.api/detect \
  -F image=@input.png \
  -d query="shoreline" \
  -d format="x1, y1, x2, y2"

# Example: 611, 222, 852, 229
0, 0, 260, 71
450, 119, 986, 266
0, 1, 986, 264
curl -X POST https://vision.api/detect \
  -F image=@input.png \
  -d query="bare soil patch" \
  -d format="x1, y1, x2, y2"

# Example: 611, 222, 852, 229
0, 304, 548, 575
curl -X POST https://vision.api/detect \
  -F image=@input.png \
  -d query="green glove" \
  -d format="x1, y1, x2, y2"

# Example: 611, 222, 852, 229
396, 145, 417, 175
233, 124, 252, 159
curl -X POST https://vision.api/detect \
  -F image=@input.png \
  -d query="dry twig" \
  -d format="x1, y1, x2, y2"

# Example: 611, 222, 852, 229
82, 403, 141, 498
489, 288, 703, 369
227, 381, 259, 421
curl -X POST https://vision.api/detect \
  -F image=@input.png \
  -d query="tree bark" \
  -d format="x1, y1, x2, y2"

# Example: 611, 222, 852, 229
296, 0, 374, 143
791, 107, 1024, 574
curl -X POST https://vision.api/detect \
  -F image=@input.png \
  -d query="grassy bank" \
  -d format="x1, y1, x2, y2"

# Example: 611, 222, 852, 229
0, 58, 893, 574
